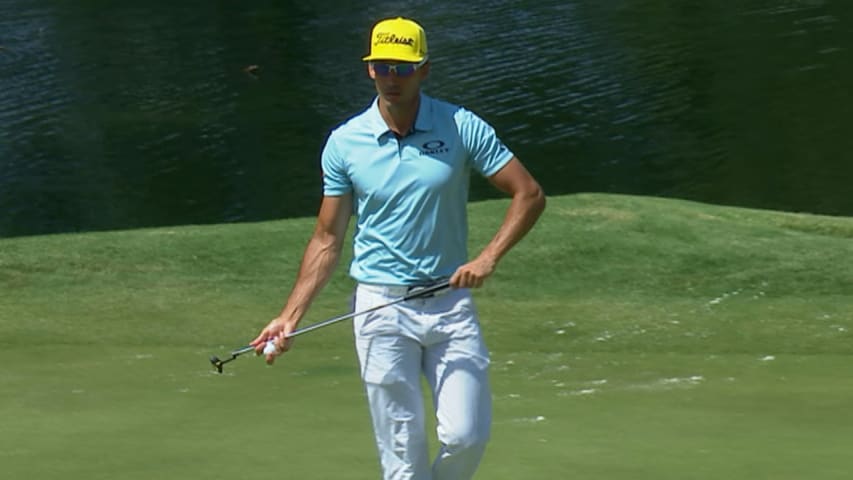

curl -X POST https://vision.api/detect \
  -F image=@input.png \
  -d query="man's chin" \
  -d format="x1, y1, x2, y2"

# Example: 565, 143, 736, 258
382, 92, 419, 107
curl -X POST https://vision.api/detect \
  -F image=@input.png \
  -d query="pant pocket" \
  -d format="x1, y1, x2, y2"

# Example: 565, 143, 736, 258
359, 334, 419, 385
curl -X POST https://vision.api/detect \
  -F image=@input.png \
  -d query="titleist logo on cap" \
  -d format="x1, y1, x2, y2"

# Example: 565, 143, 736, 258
374, 33, 415, 46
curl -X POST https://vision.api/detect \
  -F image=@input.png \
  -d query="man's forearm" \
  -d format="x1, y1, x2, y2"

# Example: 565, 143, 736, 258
278, 232, 343, 325
479, 187, 546, 265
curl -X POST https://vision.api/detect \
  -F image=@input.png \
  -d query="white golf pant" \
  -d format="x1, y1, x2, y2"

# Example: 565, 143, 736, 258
353, 283, 492, 480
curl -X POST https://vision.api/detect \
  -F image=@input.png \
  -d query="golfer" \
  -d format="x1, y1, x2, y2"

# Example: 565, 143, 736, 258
252, 17, 545, 480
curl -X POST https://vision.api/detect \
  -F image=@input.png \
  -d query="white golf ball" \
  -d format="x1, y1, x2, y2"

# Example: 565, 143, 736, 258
263, 340, 277, 355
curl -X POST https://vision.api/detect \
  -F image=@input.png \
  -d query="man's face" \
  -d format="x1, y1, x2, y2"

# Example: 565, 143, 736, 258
368, 60, 430, 106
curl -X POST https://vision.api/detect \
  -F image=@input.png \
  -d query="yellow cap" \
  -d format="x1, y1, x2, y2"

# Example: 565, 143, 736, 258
362, 17, 428, 62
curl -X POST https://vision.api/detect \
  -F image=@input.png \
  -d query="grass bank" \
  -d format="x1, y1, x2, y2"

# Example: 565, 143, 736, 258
1, 193, 851, 479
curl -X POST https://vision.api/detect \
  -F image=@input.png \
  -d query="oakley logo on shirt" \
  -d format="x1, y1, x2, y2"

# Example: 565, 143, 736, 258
421, 140, 449, 156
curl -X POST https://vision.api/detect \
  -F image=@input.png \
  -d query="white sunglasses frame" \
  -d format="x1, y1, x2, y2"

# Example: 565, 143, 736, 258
369, 57, 429, 77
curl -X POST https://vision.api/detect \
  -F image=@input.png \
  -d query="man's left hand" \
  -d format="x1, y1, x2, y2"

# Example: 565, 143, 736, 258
450, 256, 496, 288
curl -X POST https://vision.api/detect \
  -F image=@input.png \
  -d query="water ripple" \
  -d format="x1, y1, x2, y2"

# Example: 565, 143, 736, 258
1, 0, 851, 236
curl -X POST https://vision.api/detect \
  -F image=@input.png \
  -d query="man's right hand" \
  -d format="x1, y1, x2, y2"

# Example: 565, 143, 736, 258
250, 318, 296, 364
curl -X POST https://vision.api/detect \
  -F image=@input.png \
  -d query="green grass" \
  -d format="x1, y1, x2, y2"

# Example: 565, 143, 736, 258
1, 193, 852, 479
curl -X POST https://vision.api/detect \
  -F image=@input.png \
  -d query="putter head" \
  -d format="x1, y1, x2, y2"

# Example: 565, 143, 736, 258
210, 355, 224, 374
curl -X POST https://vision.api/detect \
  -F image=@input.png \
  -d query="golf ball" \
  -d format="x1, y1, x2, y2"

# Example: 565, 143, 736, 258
263, 340, 277, 355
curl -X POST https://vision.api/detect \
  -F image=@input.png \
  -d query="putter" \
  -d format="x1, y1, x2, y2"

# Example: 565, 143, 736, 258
210, 345, 255, 374
210, 279, 452, 373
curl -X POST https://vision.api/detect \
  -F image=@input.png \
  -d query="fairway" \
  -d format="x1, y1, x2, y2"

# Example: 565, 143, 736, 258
2, 194, 852, 479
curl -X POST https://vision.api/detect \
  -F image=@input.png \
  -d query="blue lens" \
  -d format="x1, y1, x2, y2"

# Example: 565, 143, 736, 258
392, 64, 417, 76
372, 63, 418, 77
373, 63, 392, 76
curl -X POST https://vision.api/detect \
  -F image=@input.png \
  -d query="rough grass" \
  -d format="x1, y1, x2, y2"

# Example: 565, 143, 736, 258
1, 193, 851, 479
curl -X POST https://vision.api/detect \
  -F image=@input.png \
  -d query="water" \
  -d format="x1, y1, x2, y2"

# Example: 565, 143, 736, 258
1, 1, 851, 237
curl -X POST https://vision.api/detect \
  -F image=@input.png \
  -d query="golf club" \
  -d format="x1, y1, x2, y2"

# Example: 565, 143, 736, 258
210, 279, 452, 373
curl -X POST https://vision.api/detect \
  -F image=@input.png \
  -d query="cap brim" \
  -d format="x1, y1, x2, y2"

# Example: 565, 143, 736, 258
362, 54, 426, 63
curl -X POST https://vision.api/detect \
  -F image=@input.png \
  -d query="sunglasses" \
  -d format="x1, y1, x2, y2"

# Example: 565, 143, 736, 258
370, 58, 428, 77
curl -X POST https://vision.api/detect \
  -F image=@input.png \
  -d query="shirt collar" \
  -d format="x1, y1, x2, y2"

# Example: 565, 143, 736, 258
369, 93, 434, 141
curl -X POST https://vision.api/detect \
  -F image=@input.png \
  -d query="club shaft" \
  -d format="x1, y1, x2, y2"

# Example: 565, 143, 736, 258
230, 346, 255, 356
288, 279, 452, 337
228, 280, 452, 356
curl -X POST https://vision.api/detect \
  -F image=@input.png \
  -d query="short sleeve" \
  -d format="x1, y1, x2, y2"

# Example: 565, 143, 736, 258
321, 134, 352, 196
457, 109, 514, 177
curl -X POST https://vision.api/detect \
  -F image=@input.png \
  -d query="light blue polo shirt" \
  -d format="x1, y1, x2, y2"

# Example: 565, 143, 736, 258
321, 93, 514, 285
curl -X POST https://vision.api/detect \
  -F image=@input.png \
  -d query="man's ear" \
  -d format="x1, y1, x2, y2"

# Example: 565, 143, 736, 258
367, 63, 376, 80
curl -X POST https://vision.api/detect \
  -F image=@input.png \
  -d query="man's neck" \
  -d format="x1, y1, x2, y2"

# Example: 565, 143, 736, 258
378, 94, 420, 137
